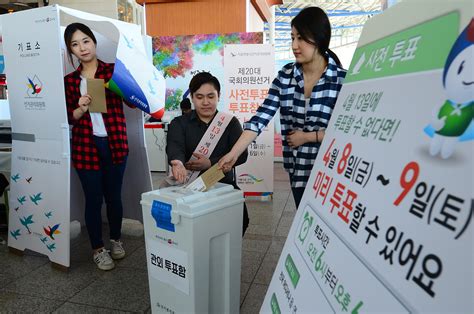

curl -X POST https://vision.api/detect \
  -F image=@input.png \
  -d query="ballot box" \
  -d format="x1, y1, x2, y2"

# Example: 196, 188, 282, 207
141, 183, 244, 313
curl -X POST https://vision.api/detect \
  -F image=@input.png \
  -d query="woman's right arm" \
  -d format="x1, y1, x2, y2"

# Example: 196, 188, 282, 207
218, 72, 285, 171
218, 130, 257, 171
72, 95, 92, 120
64, 76, 91, 123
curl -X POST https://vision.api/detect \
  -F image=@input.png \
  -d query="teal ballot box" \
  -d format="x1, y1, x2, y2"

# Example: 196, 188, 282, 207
141, 183, 244, 314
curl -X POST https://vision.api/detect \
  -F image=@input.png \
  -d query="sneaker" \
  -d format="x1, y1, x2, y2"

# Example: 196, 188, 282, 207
110, 239, 126, 260
93, 248, 115, 271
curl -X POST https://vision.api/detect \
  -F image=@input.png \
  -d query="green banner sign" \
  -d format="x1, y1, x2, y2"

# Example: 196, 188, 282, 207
285, 254, 300, 288
270, 293, 281, 314
345, 11, 460, 83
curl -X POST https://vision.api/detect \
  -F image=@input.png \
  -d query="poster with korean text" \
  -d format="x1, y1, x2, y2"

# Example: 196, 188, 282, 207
152, 32, 262, 114
262, 0, 473, 313
224, 44, 274, 194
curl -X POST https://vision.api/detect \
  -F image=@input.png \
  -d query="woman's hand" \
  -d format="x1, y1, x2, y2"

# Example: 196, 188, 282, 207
287, 130, 310, 148
78, 94, 92, 113
170, 160, 187, 183
287, 129, 326, 148
185, 153, 211, 171
317, 129, 326, 143
73, 94, 92, 120
218, 152, 238, 173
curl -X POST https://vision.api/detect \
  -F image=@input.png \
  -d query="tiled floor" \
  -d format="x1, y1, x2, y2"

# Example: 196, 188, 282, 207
0, 163, 295, 313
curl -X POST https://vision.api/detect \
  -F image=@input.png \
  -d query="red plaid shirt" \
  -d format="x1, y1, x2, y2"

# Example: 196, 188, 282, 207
64, 60, 128, 170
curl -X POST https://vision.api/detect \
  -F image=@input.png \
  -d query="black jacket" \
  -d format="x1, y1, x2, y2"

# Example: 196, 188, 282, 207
166, 110, 248, 185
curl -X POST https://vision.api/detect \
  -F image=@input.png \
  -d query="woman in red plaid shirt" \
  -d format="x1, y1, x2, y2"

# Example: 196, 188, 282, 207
64, 23, 128, 271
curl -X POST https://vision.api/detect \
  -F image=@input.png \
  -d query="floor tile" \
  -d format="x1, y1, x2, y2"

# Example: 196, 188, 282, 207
243, 233, 273, 241
4, 262, 103, 301
247, 211, 282, 226
0, 292, 64, 312
267, 239, 286, 255
241, 250, 265, 283
240, 283, 269, 314
283, 197, 297, 212
116, 245, 147, 271
0, 272, 15, 290
69, 267, 150, 312
240, 282, 250, 306
273, 190, 289, 199
274, 220, 292, 237
245, 224, 275, 237
281, 210, 296, 221
272, 187, 288, 195
253, 253, 281, 285
53, 302, 132, 313
0, 250, 49, 280
270, 199, 289, 212
241, 238, 271, 253
272, 235, 288, 242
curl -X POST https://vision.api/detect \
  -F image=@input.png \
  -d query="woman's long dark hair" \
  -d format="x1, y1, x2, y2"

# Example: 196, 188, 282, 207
291, 7, 342, 66
64, 22, 97, 66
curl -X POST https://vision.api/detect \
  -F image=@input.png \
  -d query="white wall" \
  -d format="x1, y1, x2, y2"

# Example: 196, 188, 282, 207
49, 0, 118, 19
247, 2, 264, 32
331, 42, 358, 70
49, 0, 144, 31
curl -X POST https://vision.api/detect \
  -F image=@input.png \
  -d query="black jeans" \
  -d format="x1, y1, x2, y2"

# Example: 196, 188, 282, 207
242, 202, 249, 236
291, 187, 305, 210
289, 174, 305, 210
76, 136, 127, 249
231, 181, 249, 236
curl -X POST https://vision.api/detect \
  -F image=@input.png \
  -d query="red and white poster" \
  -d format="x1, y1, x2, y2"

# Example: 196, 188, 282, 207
224, 44, 274, 194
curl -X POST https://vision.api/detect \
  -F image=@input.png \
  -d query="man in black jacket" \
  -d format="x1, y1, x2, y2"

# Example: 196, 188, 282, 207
166, 72, 249, 235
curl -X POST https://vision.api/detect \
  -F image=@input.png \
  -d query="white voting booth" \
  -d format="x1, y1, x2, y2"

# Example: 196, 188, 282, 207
141, 183, 244, 314
262, 0, 473, 313
3, 5, 154, 268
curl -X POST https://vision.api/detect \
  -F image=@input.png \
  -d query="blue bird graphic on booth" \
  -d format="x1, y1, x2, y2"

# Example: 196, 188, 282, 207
30, 193, 43, 205
20, 215, 34, 234
17, 196, 26, 205
11, 173, 20, 182
10, 229, 21, 240
46, 243, 56, 252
